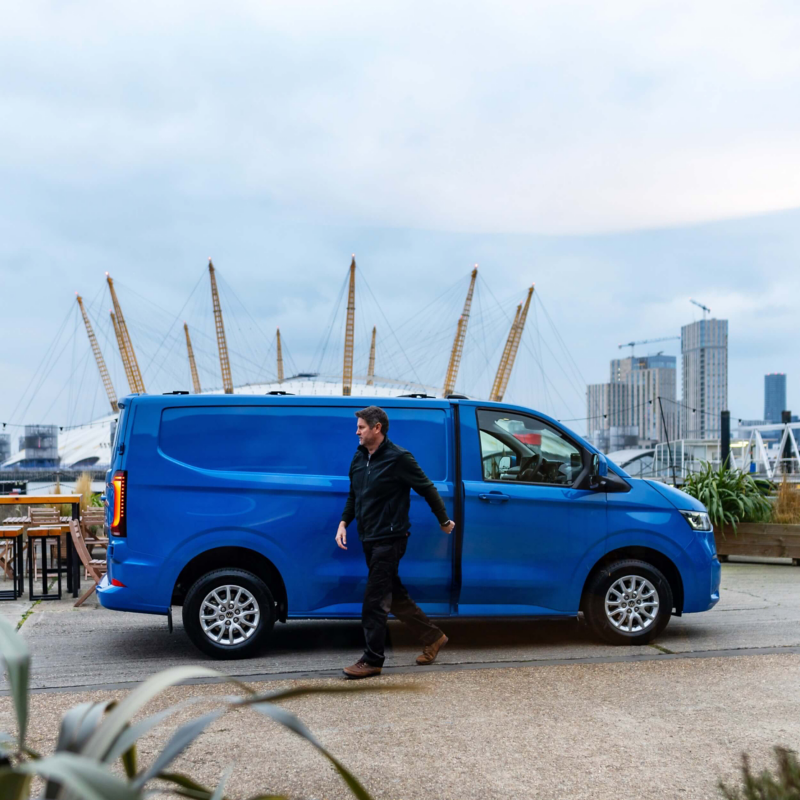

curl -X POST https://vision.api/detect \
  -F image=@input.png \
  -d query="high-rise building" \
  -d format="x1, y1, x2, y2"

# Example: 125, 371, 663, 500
764, 373, 787, 423
587, 353, 677, 451
0, 433, 10, 465
681, 319, 728, 440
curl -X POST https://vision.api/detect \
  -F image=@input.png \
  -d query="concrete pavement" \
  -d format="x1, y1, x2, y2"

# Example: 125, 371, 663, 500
1, 561, 799, 798
3, 560, 800, 690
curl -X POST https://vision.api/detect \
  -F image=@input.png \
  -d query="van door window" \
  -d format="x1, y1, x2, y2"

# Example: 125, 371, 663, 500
477, 409, 583, 487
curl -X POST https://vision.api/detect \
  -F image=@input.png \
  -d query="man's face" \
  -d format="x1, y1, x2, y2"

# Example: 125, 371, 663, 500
356, 417, 382, 448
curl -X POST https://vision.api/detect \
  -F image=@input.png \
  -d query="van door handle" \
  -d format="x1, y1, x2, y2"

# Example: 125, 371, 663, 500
478, 492, 510, 504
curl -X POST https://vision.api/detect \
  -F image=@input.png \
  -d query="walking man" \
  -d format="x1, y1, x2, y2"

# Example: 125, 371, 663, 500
336, 405, 454, 678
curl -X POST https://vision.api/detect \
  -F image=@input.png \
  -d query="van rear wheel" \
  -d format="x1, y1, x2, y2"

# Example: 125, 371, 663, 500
183, 568, 275, 659
584, 559, 673, 646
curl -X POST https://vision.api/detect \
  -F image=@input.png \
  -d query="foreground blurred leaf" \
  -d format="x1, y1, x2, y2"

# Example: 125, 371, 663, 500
0, 617, 29, 749
15, 752, 140, 800
82, 666, 254, 761
249, 702, 373, 800
134, 710, 225, 788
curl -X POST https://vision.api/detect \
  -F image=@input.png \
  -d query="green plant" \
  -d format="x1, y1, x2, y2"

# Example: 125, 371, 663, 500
773, 477, 800, 525
719, 747, 800, 799
0, 617, 377, 799
682, 462, 773, 533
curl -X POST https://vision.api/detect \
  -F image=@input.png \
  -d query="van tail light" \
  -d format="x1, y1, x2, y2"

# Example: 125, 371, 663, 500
111, 470, 128, 537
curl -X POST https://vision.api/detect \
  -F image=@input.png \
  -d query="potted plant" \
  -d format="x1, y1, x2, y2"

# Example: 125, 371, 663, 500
682, 465, 800, 564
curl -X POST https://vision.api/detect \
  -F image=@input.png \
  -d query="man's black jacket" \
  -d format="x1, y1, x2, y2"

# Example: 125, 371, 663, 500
341, 437, 449, 542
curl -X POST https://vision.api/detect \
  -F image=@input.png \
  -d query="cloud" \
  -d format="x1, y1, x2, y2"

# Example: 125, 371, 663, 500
1, 1, 800, 234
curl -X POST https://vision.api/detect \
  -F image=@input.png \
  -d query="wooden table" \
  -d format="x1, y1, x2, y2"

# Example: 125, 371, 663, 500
0, 495, 82, 598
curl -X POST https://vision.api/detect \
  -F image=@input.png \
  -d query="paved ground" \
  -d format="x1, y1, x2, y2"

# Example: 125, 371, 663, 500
2, 560, 800, 690
1, 560, 799, 799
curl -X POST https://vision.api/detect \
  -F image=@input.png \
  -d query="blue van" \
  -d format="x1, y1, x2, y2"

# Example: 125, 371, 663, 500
98, 393, 720, 658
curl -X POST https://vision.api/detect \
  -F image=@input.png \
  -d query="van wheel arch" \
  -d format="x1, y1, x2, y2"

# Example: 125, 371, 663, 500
172, 547, 288, 622
581, 546, 684, 617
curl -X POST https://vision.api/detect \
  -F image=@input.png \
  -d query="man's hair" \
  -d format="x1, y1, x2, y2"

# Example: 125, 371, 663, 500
355, 406, 389, 435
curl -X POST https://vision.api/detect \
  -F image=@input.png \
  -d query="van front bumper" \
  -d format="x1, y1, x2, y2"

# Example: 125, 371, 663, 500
679, 532, 721, 613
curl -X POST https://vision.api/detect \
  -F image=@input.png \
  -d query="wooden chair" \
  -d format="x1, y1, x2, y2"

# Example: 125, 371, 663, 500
68, 520, 107, 607
80, 508, 107, 546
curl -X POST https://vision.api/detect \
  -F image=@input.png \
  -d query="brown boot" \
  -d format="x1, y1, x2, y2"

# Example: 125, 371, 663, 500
416, 633, 448, 665
343, 659, 383, 679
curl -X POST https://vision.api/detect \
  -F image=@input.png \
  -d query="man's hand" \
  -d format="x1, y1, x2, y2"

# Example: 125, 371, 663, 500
440, 520, 455, 535
335, 521, 348, 550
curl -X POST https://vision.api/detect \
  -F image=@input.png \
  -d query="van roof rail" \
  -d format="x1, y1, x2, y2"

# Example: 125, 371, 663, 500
266, 391, 295, 395
398, 393, 435, 398
446, 394, 469, 399
163, 390, 190, 395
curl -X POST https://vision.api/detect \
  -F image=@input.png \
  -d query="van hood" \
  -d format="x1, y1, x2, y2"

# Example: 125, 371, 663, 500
645, 480, 705, 512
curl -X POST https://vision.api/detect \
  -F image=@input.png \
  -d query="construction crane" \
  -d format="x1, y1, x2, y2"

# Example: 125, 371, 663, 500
110, 311, 136, 393
276, 328, 284, 383
208, 259, 234, 394
689, 298, 711, 319
366, 326, 376, 386
617, 335, 680, 356
107, 274, 145, 394
184, 323, 202, 394
342, 256, 356, 396
490, 285, 534, 402
442, 266, 478, 398
76, 294, 118, 412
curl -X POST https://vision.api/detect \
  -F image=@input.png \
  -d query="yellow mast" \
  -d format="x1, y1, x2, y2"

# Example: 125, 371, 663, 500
184, 323, 202, 394
76, 294, 118, 412
491, 285, 534, 402
442, 266, 478, 397
276, 328, 284, 383
366, 326, 376, 386
110, 311, 137, 394
208, 259, 234, 394
106, 274, 145, 394
342, 256, 356, 396
490, 304, 521, 401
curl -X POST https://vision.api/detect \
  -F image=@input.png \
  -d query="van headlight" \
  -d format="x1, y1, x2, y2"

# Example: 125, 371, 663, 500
680, 510, 712, 531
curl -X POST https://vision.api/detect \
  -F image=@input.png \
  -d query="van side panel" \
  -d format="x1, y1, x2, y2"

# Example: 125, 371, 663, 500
109, 400, 453, 616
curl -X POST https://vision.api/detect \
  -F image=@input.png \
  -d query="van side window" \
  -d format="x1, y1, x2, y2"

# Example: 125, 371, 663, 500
477, 409, 583, 486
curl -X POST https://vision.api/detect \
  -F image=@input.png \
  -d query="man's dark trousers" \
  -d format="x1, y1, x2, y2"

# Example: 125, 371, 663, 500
361, 536, 443, 666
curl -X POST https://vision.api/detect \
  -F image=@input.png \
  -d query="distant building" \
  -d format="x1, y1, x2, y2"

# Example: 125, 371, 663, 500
764, 373, 787, 423
0, 434, 10, 465
681, 319, 728, 440
4, 425, 60, 469
587, 353, 677, 452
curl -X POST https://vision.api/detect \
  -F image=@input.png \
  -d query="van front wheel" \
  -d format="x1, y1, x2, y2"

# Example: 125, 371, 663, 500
183, 568, 275, 659
584, 559, 673, 646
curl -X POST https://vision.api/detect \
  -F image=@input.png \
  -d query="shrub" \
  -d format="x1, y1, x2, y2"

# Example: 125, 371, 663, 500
719, 747, 800, 799
0, 617, 376, 800
773, 478, 800, 525
682, 463, 773, 533
74, 472, 94, 512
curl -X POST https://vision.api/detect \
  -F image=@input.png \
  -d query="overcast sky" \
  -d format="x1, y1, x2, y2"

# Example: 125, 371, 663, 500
1, 1, 799, 437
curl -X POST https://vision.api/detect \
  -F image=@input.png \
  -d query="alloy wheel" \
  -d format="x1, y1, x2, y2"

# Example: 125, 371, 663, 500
199, 584, 261, 646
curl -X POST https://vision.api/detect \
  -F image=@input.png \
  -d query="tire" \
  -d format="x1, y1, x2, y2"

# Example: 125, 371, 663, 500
584, 559, 673, 646
182, 568, 275, 659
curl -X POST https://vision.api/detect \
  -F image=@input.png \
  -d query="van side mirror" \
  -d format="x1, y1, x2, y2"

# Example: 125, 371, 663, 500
590, 453, 608, 490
